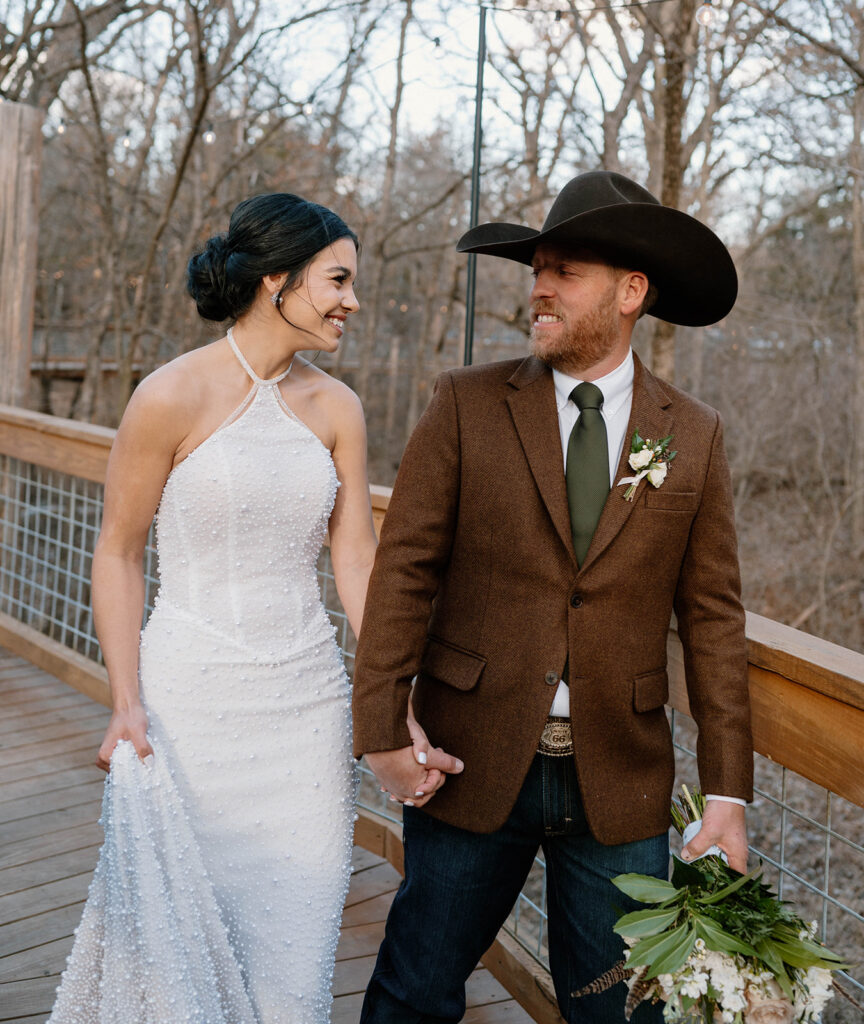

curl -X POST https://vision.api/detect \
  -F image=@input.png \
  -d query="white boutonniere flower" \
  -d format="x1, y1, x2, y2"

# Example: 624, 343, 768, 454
646, 461, 667, 487
629, 447, 654, 471
617, 430, 676, 501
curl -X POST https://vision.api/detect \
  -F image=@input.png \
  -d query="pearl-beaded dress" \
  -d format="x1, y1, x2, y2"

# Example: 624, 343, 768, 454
48, 333, 357, 1024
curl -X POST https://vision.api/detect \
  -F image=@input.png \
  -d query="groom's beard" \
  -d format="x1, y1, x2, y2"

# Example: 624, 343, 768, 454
530, 285, 622, 376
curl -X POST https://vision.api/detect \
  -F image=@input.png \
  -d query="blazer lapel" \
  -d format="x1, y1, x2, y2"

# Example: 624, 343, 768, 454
505, 357, 577, 565
579, 354, 674, 574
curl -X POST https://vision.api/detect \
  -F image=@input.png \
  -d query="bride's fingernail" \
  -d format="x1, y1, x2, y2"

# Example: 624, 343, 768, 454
415, 791, 424, 797
417, 751, 427, 765
404, 800, 415, 807
143, 754, 155, 768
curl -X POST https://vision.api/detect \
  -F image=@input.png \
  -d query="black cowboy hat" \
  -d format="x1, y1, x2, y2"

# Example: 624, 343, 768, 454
456, 170, 737, 327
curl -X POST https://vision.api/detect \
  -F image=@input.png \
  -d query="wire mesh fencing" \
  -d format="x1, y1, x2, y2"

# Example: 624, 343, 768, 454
672, 712, 863, 1021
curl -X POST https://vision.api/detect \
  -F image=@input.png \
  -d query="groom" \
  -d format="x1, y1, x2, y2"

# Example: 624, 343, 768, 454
352, 171, 754, 1023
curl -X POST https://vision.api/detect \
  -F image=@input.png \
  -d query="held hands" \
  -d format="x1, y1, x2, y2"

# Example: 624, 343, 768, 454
681, 799, 748, 874
96, 703, 153, 773
365, 701, 464, 809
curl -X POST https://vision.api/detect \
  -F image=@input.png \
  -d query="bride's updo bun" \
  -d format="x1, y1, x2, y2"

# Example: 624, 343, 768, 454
186, 193, 358, 323
186, 235, 237, 322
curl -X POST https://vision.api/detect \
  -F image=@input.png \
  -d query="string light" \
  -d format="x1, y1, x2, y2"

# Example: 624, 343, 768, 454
57, 118, 66, 135
695, 2, 715, 26
202, 124, 216, 144
550, 10, 565, 39
121, 133, 132, 149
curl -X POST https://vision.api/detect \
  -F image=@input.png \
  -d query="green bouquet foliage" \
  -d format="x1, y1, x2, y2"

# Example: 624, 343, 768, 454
610, 788, 849, 1023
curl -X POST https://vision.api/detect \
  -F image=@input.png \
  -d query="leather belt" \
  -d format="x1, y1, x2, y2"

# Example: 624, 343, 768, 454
537, 716, 573, 757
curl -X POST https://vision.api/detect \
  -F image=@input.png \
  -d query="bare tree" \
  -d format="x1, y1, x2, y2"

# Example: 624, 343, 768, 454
353, 0, 413, 409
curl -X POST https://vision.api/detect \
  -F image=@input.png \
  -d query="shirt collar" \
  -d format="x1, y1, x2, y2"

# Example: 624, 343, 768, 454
552, 348, 634, 417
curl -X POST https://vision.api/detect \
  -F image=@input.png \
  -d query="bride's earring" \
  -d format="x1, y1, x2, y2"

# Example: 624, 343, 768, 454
271, 292, 282, 307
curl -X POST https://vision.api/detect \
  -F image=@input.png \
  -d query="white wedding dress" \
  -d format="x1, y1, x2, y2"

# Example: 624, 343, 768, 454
48, 333, 357, 1023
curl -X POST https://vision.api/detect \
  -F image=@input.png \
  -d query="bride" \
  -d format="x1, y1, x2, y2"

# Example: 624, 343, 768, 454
48, 193, 393, 1023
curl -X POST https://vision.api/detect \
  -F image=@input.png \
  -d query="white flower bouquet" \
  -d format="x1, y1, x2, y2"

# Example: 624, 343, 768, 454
578, 788, 851, 1023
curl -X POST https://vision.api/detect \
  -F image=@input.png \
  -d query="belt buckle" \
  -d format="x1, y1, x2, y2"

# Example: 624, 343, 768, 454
538, 716, 573, 757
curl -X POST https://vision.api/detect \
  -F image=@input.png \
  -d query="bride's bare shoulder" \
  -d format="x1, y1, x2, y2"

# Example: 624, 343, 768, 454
129, 342, 224, 411
118, 341, 225, 439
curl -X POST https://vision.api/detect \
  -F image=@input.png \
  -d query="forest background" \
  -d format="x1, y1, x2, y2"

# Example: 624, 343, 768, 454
2, 0, 862, 654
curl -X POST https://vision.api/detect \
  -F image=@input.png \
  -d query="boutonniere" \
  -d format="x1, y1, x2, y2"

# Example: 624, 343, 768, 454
617, 429, 677, 501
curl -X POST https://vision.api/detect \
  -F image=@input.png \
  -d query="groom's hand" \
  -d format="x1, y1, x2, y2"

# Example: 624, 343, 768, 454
365, 743, 463, 809
681, 799, 748, 873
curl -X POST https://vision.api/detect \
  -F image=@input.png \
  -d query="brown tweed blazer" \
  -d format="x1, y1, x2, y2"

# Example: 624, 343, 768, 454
352, 353, 753, 845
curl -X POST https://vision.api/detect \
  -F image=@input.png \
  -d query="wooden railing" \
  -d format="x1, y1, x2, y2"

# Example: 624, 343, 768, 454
1, 403, 863, 1024
2, 402, 862, 801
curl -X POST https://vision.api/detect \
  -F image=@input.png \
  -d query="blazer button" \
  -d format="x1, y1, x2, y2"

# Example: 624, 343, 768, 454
570, 593, 583, 608
544, 671, 559, 686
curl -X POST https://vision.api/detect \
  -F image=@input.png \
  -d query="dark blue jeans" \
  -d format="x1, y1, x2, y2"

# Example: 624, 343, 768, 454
360, 754, 668, 1024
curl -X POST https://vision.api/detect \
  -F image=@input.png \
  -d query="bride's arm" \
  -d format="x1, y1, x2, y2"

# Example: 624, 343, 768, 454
328, 384, 462, 807
93, 378, 183, 770
327, 387, 378, 640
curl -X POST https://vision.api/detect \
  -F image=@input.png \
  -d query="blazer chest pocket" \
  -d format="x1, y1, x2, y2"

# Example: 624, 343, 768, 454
633, 668, 669, 712
643, 489, 699, 513
420, 636, 486, 692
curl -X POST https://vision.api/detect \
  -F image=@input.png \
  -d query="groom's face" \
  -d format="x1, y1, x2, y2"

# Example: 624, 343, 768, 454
529, 244, 628, 378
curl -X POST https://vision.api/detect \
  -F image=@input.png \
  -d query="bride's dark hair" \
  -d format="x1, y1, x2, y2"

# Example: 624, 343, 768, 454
186, 193, 358, 323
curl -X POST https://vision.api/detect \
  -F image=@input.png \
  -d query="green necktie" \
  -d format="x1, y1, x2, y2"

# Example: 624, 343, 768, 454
566, 382, 610, 565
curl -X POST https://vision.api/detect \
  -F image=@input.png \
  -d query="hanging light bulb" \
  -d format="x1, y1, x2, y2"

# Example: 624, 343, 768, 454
121, 133, 132, 149
695, 2, 715, 26
550, 10, 565, 40
202, 124, 216, 145
57, 118, 66, 135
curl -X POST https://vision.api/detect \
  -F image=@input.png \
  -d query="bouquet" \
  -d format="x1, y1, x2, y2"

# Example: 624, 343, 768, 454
585, 787, 850, 1023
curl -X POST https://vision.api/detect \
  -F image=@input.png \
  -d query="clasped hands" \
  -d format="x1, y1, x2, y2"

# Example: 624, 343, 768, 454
365, 702, 464, 809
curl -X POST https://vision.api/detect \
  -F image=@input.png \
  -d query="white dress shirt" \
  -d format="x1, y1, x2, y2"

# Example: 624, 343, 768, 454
543, 350, 746, 808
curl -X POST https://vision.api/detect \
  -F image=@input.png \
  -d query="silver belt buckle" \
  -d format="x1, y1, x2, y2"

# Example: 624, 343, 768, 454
538, 716, 573, 757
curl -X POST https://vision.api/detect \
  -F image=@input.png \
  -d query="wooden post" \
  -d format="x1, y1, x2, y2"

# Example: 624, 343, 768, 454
0, 101, 42, 408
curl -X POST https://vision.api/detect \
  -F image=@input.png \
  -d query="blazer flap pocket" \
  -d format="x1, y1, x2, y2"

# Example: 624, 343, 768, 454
421, 636, 486, 691
633, 668, 669, 712
643, 489, 699, 512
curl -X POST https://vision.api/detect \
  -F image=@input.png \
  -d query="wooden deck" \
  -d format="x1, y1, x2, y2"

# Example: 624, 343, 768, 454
0, 647, 533, 1023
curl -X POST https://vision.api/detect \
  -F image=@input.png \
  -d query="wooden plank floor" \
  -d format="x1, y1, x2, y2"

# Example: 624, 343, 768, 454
0, 647, 533, 1023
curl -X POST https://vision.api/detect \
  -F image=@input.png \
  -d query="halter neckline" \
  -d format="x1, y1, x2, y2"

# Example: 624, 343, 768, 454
227, 327, 294, 385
